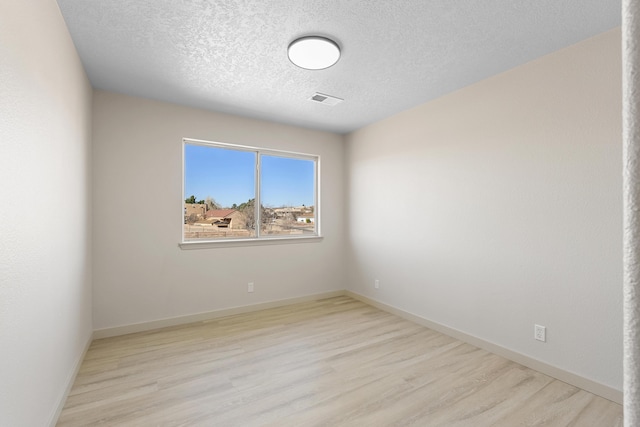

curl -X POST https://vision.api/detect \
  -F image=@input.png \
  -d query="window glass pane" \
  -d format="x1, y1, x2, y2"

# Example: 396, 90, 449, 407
260, 154, 316, 236
184, 144, 256, 239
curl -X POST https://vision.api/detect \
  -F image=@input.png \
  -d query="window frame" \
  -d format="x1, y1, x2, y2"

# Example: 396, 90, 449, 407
180, 138, 321, 249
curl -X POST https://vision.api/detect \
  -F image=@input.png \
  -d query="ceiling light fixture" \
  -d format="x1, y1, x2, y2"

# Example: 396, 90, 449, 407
288, 36, 340, 70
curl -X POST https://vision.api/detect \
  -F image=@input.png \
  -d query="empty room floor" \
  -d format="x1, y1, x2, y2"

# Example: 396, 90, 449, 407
57, 296, 622, 426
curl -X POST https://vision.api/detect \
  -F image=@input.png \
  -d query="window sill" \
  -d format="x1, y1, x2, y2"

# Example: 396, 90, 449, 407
179, 235, 323, 250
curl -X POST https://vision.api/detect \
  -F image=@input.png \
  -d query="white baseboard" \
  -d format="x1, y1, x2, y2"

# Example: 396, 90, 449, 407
49, 331, 93, 427
346, 290, 623, 405
93, 290, 346, 339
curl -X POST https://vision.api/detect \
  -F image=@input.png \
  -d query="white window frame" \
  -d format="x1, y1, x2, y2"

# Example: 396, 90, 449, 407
180, 138, 322, 249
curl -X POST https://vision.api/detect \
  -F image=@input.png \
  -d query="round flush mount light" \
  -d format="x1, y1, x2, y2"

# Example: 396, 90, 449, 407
288, 36, 340, 70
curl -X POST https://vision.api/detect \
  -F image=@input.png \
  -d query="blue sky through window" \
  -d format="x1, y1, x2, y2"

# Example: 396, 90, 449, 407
184, 144, 315, 208
261, 155, 314, 208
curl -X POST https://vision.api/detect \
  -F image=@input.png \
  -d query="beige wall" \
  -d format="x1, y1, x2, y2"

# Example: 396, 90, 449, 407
92, 91, 345, 330
346, 29, 622, 391
0, 1, 93, 425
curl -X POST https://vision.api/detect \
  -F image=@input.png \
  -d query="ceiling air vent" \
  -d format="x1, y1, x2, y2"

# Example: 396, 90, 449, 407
309, 92, 343, 106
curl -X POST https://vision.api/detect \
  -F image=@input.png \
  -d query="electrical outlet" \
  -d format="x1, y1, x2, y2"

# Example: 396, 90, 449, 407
534, 324, 546, 342
374, 279, 379, 289
248, 282, 254, 293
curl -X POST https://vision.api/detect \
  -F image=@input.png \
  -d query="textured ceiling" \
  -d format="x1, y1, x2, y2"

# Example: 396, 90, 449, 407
56, 0, 621, 134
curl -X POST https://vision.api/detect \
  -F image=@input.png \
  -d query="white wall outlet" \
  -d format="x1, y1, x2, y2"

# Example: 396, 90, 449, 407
248, 282, 254, 293
534, 324, 546, 342
374, 279, 380, 289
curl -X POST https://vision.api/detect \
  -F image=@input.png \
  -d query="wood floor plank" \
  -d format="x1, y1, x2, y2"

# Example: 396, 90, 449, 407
56, 296, 622, 426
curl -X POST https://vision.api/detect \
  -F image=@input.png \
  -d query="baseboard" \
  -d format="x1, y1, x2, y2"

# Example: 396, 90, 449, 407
346, 290, 623, 405
49, 331, 94, 427
93, 290, 346, 339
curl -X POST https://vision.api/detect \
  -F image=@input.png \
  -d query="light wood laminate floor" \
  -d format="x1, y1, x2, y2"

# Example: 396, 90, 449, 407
57, 296, 623, 426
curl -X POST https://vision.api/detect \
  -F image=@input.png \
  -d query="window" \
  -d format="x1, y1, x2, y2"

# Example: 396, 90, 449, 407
182, 138, 319, 243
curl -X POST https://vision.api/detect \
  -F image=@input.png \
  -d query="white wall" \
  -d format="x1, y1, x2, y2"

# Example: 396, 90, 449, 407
0, 1, 93, 426
346, 29, 622, 391
92, 91, 345, 330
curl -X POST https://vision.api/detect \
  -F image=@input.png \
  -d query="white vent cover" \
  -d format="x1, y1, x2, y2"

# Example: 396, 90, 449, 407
309, 92, 344, 106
